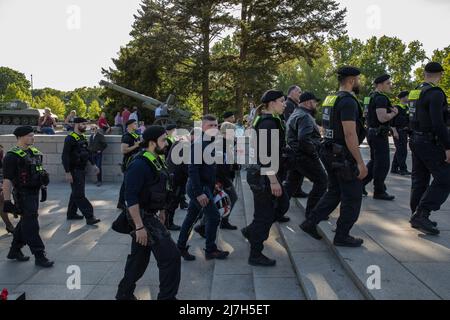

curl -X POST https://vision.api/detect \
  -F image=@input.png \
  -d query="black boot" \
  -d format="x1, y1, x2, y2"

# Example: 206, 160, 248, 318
205, 248, 229, 260
333, 235, 364, 247
67, 214, 84, 220
220, 219, 237, 230
373, 192, 395, 201
248, 251, 276, 267
35, 251, 54, 268
299, 220, 322, 240
178, 245, 195, 261
7, 248, 30, 262
410, 210, 440, 235
180, 199, 188, 210
86, 217, 101, 225
165, 213, 181, 231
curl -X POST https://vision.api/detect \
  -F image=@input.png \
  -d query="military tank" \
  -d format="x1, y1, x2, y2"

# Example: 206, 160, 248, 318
100, 80, 193, 128
0, 100, 42, 126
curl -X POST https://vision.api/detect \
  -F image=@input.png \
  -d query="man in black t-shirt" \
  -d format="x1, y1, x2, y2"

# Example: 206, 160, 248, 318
117, 119, 141, 210
300, 66, 368, 248
362, 74, 398, 200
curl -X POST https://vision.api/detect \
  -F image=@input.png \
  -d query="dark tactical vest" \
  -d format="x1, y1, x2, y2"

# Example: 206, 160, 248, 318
364, 91, 393, 128
131, 151, 172, 211
322, 91, 366, 145
69, 131, 91, 168
8, 146, 48, 189
408, 82, 449, 132
122, 131, 141, 171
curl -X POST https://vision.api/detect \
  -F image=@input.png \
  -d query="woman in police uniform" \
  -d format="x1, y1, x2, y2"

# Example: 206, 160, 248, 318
242, 90, 289, 267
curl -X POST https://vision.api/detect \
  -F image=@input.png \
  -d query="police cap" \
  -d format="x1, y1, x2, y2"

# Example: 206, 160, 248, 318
126, 119, 137, 127
261, 90, 284, 104
397, 91, 409, 99
299, 92, 321, 103
424, 62, 444, 73
222, 111, 234, 119
165, 124, 177, 131
142, 125, 166, 143
74, 117, 88, 124
374, 74, 391, 85
13, 126, 34, 137
337, 66, 361, 77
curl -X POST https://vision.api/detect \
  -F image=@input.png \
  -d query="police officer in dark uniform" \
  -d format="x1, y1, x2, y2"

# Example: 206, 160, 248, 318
2, 126, 54, 267
117, 119, 141, 210
300, 67, 368, 247
362, 74, 399, 200
284, 85, 308, 199
284, 92, 328, 218
165, 124, 177, 156
62, 118, 100, 225
116, 126, 181, 300
408, 62, 450, 236
242, 90, 290, 266
391, 90, 411, 175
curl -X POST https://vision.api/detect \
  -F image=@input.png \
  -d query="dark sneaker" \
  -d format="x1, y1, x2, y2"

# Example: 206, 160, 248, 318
86, 217, 101, 225
180, 200, 188, 210
362, 187, 368, 197
7, 248, 30, 262
277, 216, 290, 223
166, 223, 181, 231
299, 220, 322, 240
220, 220, 238, 230
333, 235, 364, 247
179, 246, 195, 261
410, 212, 440, 235
241, 227, 250, 241
205, 249, 229, 260
373, 193, 395, 201
67, 214, 84, 220
292, 190, 309, 198
194, 224, 206, 238
34, 252, 54, 268
399, 170, 411, 176
248, 254, 276, 267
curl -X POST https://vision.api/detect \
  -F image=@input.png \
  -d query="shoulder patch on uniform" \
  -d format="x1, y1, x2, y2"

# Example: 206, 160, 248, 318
364, 97, 371, 105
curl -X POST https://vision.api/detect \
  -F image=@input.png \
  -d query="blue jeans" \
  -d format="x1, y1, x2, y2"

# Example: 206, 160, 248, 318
177, 182, 220, 252
92, 152, 103, 182
41, 127, 55, 135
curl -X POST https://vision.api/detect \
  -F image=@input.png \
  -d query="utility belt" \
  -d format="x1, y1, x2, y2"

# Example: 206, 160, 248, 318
321, 141, 358, 182
368, 125, 390, 137
411, 131, 438, 144
112, 208, 170, 246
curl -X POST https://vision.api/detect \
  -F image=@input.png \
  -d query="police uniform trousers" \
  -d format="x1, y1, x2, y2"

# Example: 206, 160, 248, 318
309, 149, 363, 238
284, 155, 328, 218
392, 129, 409, 172
117, 214, 181, 300
246, 170, 289, 254
165, 175, 188, 226
11, 190, 45, 254
363, 130, 390, 194
67, 168, 94, 218
409, 135, 450, 214
117, 181, 126, 209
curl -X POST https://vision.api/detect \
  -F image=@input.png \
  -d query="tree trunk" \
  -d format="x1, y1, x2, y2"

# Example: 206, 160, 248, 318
235, 1, 249, 121
201, 4, 212, 115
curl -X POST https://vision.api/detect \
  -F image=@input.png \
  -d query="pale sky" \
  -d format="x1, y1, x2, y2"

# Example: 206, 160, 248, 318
0, 0, 449, 91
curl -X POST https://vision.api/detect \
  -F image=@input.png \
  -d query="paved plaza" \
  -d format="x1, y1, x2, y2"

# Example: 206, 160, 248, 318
0, 143, 449, 300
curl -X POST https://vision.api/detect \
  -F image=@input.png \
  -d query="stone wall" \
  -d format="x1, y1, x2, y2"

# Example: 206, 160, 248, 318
0, 134, 124, 183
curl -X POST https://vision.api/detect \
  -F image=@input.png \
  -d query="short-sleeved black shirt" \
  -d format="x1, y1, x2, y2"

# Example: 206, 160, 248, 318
368, 94, 391, 128
2, 148, 34, 182
121, 132, 140, 165
332, 95, 360, 144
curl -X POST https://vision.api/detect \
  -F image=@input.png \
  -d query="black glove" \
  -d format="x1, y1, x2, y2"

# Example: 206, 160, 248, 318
3, 200, 18, 214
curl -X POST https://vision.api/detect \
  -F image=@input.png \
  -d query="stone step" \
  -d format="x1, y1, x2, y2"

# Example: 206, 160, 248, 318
294, 197, 442, 300
239, 172, 306, 300
279, 198, 365, 300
